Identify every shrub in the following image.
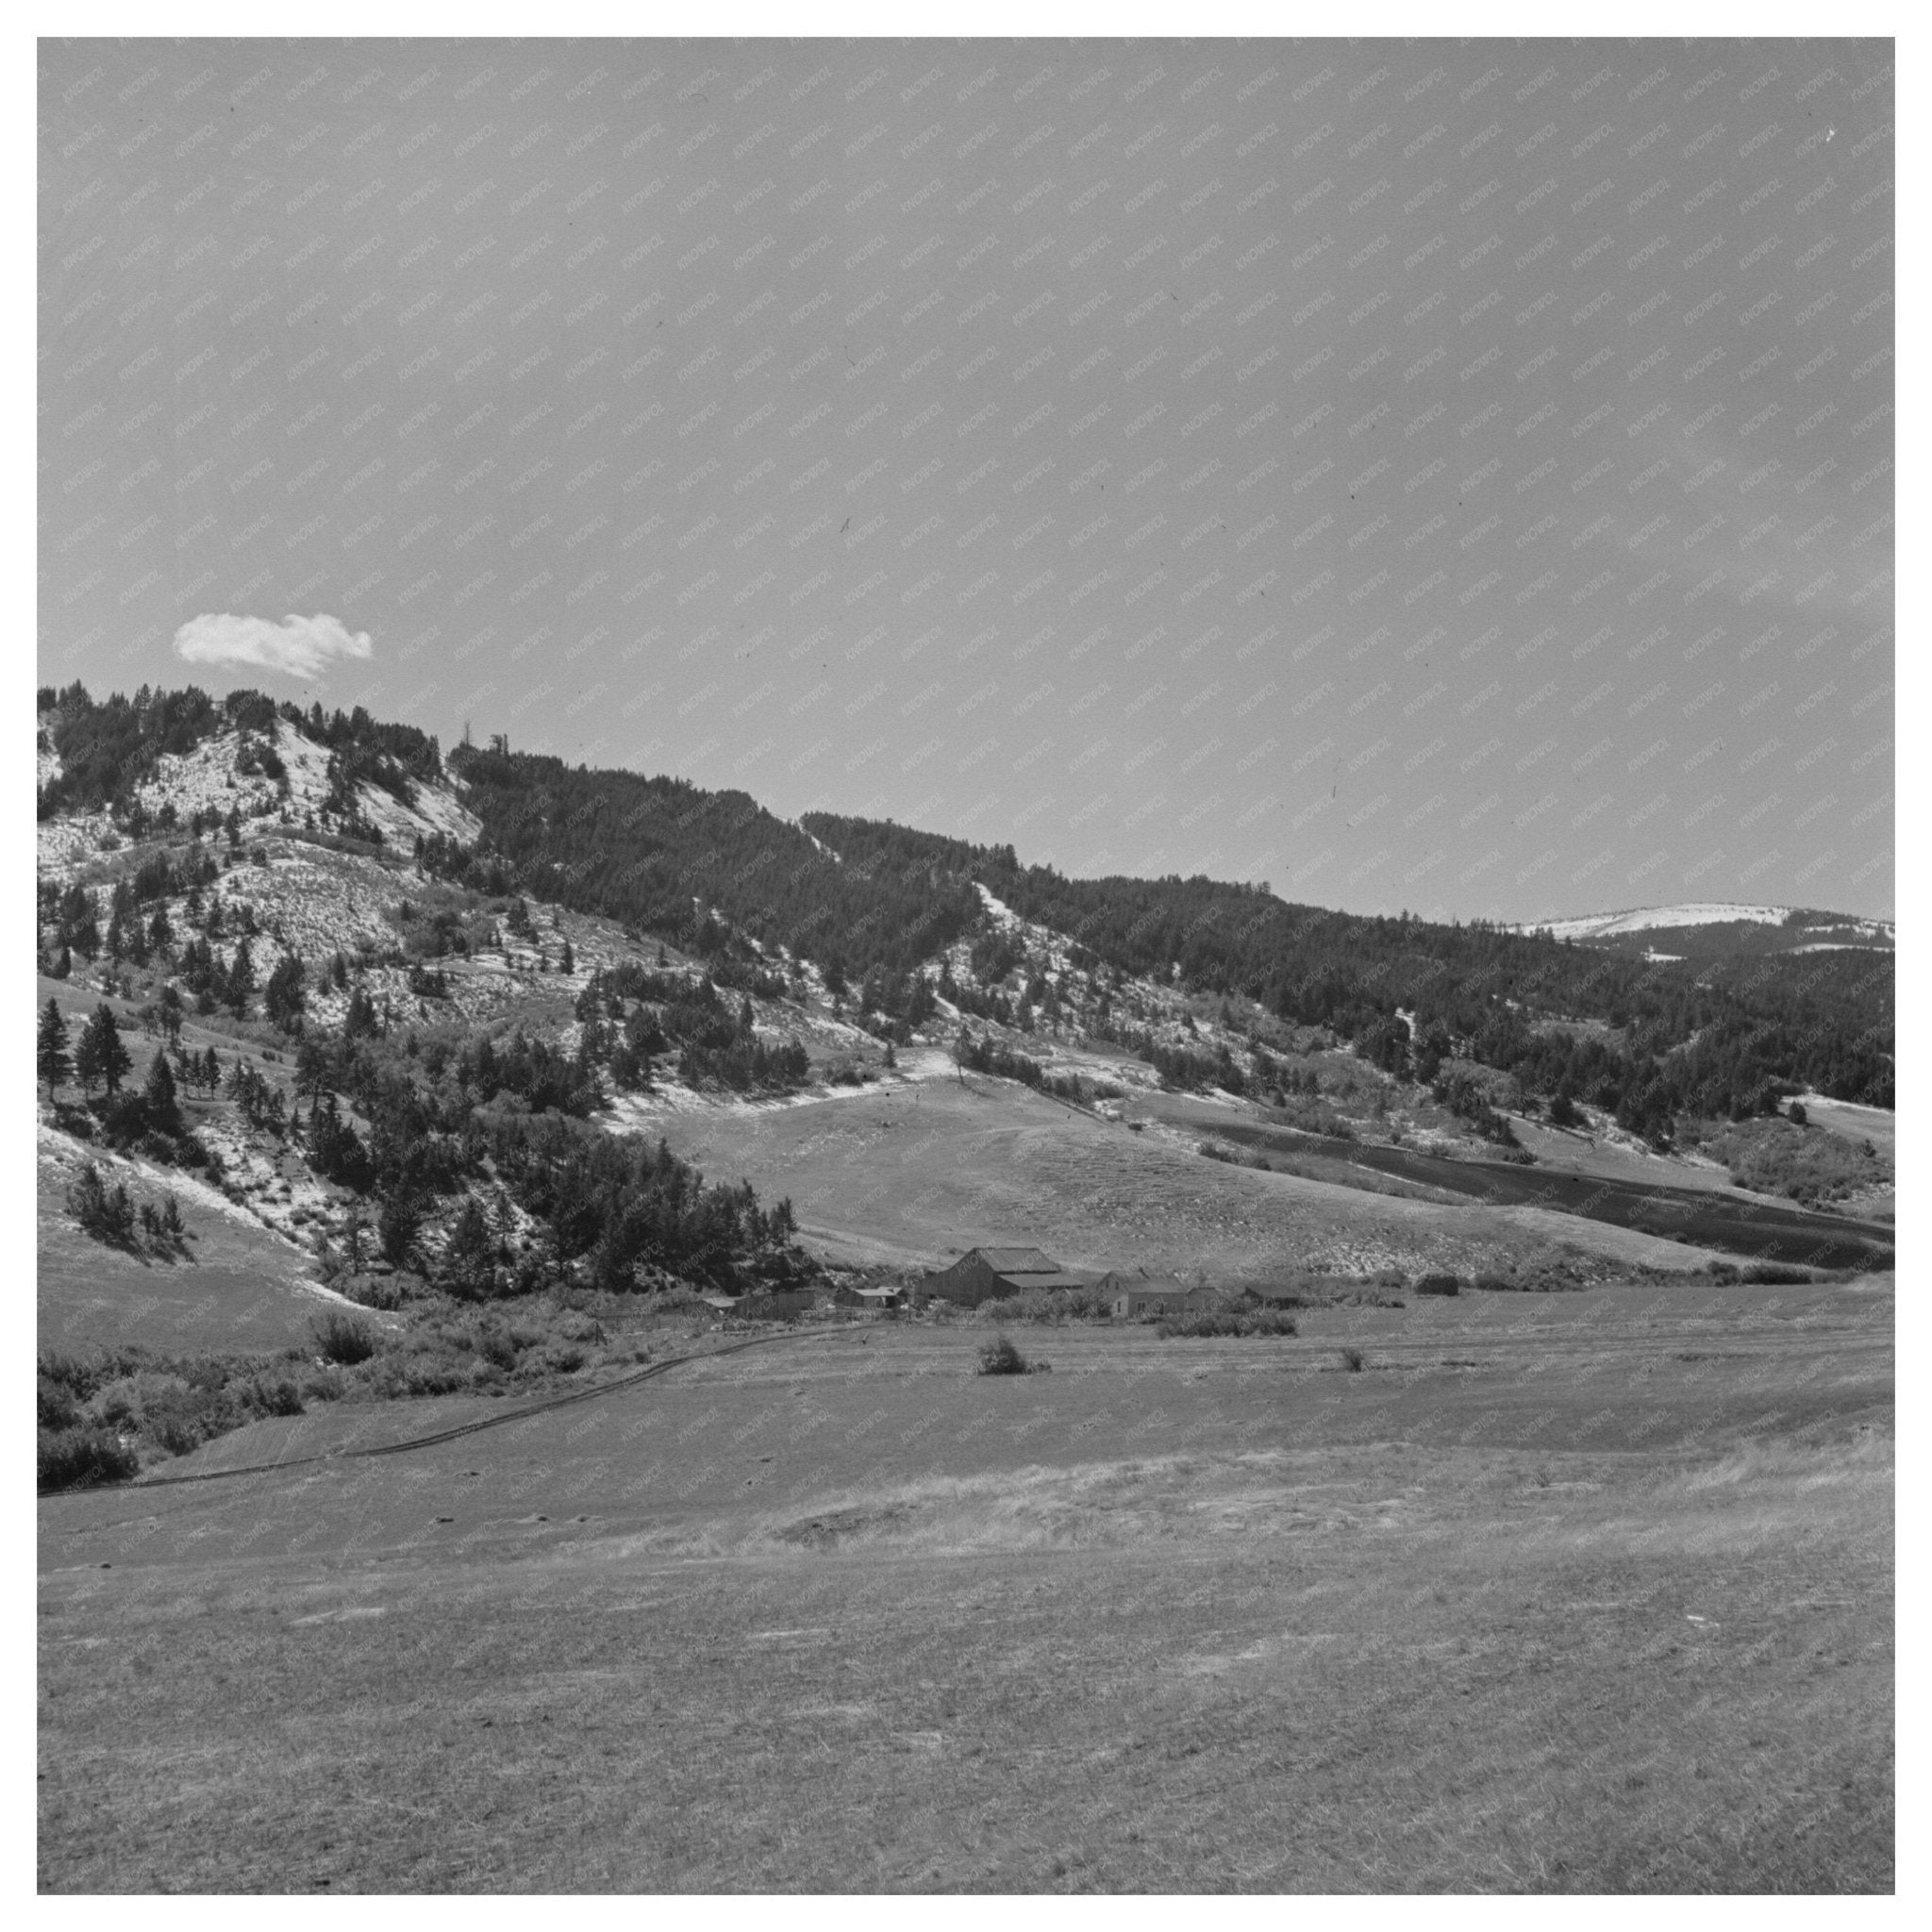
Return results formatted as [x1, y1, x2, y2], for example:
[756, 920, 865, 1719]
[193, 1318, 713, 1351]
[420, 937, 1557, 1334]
[1471, 1268, 1586, 1293]
[339, 1273, 406, 1311]
[93, 1091, 153, 1148]
[1156, 1309, 1299, 1339]
[242, 1374, 307, 1418]
[359, 1352, 475, 1400]
[1415, 1273, 1460, 1297]
[1696, 1115, 1884, 1208]
[468, 1321, 520, 1371]
[975, 1286, 1115, 1324]
[310, 1308, 379, 1365]
[37, 1378, 82, 1432]
[1340, 1347, 1366, 1373]
[977, 1333, 1031, 1376]
[1741, 1263, 1812, 1285]
[39, 1425, 139, 1492]
[66, 1160, 136, 1246]
[640, 1281, 708, 1313]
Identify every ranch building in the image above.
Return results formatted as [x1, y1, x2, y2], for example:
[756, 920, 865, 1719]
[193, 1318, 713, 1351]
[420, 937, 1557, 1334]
[1108, 1281, 1224, 1319]
[921, 1245, 1107, 1307]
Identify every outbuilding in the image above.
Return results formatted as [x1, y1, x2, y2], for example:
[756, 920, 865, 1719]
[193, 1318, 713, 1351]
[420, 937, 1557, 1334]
[739, 1290, 818, 1321]
[835, 1284, 907, 1312]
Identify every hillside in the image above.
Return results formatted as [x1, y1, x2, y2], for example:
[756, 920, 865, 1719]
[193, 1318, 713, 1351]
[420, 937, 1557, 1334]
[35, 678, 1892, 1409]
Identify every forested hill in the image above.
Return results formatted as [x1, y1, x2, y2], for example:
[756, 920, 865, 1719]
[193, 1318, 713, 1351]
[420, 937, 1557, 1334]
[441, 744, 1892, 1117]
[37, 684, 1892, 1122]
[800, 813, 1893, 1120]
[444, 743, 980, 978]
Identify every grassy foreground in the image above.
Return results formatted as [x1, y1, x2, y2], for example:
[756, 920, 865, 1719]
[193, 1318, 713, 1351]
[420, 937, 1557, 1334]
[39, 1279, 1891, 1892]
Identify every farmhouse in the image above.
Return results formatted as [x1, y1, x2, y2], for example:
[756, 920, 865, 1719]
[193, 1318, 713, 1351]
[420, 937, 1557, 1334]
[921, 1245, 1107, 1307]
[1108, 1280, 1224, 1319]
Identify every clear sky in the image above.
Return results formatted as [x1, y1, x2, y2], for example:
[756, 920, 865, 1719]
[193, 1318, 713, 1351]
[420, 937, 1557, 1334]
[40, 38, 1893, 921]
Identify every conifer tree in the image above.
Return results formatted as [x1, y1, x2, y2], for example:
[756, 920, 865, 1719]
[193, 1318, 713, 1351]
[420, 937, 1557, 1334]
[143, 1048, 178, 1124]
[75, 1003, 132, 1095]
[225, 937, 256, 1017]
[37, 999, 70, 1097]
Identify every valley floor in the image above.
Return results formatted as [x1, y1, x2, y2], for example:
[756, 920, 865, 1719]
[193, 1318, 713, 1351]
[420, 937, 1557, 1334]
[40, 1274, 1892, 1892]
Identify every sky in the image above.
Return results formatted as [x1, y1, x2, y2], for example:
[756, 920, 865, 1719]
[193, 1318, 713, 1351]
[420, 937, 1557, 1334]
[39, 37, 1894, 922]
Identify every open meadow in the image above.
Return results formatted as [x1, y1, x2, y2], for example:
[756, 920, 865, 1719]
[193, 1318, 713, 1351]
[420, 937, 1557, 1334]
[40, 1272, 1892, 1892]
[635, 1065, 1800, 1282]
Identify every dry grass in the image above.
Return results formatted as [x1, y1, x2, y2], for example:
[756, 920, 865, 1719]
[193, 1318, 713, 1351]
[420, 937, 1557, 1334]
[652, 1072, 1716, 1285]
[38, 1126, 341, 1355]
[39, 1279, 1891, 1892]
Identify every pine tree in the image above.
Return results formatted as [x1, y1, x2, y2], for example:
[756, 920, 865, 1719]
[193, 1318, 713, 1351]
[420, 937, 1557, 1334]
[264, 953, 306, 1031]
[225, 937, 256, 1017]
[143, 1049, 178, 1124]
[59, 883, 99, 959]
[441, 1195, 496, 1297]
[37, 999, 70, 1097]
[559, 935, 575, 974]
[75, 1004, 132, 1095]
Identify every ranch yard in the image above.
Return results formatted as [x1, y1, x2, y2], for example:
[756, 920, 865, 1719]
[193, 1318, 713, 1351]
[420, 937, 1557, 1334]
[39, 1274, 1892, 1892]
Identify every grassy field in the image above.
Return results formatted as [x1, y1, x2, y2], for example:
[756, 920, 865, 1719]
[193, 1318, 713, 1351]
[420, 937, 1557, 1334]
[38, 1125, 347, 1356]
[40, 1274, 1891, 1891]
[641, 1070, 1738, 1282]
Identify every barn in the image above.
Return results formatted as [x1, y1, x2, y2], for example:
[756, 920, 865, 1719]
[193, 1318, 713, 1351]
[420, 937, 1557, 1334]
[921, 1246, 1106, 1307]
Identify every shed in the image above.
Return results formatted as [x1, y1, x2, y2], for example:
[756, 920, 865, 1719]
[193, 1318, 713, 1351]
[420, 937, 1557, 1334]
[1239, 1283, 1314, 1308]
[835, 1284, 907, 1311]
[740, 1290, 817, 1321]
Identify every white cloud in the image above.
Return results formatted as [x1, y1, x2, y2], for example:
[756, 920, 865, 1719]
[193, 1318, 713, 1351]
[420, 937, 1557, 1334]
[172, 612, 374, 680]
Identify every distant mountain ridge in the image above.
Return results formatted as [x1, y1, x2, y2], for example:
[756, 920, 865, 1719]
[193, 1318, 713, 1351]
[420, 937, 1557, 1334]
[1507, 903, 1893, 963]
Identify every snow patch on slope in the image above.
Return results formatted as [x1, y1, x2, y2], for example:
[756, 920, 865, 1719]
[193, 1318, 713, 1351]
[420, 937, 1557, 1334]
[1515, 903, 1795, 940]
[1513, 902, 1895, 944]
